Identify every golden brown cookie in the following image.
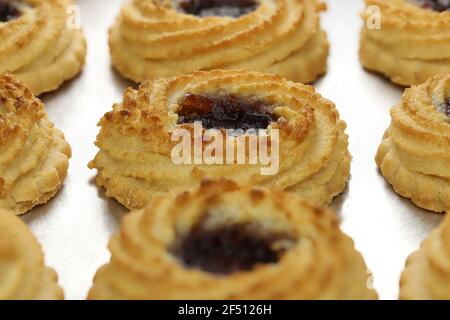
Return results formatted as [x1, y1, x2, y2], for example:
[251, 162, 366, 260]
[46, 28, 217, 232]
[109, 0, 329, 83]
[400, 212, 450, 299]
[360, 0, 450, 86]
[89, 70, 350, 210]
[88, 179, 377, 300]
[375, 72, 450, 212]
[0, 73, 71, 215]
[0, 208, 63, 300]
[0, 0, 87, 95]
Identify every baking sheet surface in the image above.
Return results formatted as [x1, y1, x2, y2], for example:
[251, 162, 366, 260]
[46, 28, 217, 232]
[22, 0, 444, 300]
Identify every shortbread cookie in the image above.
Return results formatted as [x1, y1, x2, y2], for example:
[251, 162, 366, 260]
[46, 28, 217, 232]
[360, 0, 450, 86]
[0, 0, 86, 95]
[375, 72, 450, 212]
[400, 213, 450, 299]
[89, 70, 350, 209]
[0, 73, 71, 215]
[0, 209, 63, 299]
[109, 0, 329, 83]
[88, 179, 377, 300]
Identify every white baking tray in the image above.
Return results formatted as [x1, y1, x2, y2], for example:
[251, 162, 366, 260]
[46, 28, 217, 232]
[21, 0, 445, 300]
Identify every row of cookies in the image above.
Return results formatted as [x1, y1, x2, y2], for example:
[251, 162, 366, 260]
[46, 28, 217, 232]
[1, 177, 449, 300]
[1, 67, 448, 215]
[1, 0, 449, 96]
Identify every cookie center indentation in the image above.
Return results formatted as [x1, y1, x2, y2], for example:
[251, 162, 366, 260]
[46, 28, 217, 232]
[412, 0, 450, 12]
[178, 0, 259, 18]
[170, 220, 294, 275]
[177, 93, 278, 131]
[0, 0, 21, 22]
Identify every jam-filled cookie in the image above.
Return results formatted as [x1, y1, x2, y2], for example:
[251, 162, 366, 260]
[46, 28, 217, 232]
[109, 0, 329, 83]
[375, 72, 450, 212]
[0, 209, 63, 300]
[400, 213, 450, 299]
[0, 73, 71, 215]
[0, 0, 86, 95]
[89, 70, 350, 209]
[360, 0, 450, 86]
[88, 179, 377, 300]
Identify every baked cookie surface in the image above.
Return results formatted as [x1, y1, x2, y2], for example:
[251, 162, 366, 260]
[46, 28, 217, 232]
[109, 0, 329, 83]
[89, 70, 350, 209]
[400, 213, 450, 299]
[0, 73, 71, 215]
[375, 72, 450, 212]
[360, 0, 450, 86]
[0, 0, 86, 95]
[0, 209, 63, 300]
[88, 179, 377, 300]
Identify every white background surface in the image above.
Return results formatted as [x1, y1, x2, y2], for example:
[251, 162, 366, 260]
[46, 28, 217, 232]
[22, 0, 444, 300]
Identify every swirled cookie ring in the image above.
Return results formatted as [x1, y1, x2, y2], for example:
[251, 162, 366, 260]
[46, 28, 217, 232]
[0, 73, 71, 215]
[360, 0, 450, 86]
[0, 209, 63, 300]
[0, 0, 87, 95]
[88, 179, 377, 300]
[400, 213, 450, 299]
[375, 72, 450, 212]
[88, 70, 350, 210]
[109, 0, 329, 84]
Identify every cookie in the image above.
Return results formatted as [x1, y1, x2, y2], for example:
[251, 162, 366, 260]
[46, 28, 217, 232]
[376, 72, 450, 212]
[89, 70, 350, 209]
[88, 179, 377, 300]
[0, 0, 86, 95]
[400, 213, 450, 299]
[0, 73, 71, 215]
[109, 0, 328, 83]
[0, 208, 63, 300]
[360, 0, 450, 86]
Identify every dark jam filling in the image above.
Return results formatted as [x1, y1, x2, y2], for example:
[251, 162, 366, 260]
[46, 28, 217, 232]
[178, 0, 259, 18]
[414, 0, 450, 12]
[177, 93, 278, 131]
[170, 221, 294, 275]
[0, 0, 21, 22]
